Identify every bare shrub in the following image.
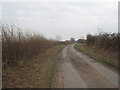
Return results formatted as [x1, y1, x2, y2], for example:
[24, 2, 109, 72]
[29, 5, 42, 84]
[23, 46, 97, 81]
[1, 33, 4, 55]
[86, 33, 120, 51]
[86, 34, 95, 45]
[1, 23, 56, 69]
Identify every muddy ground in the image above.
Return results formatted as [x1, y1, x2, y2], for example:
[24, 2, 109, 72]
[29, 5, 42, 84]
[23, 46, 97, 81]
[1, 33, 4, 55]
[52, 44, 118, 88]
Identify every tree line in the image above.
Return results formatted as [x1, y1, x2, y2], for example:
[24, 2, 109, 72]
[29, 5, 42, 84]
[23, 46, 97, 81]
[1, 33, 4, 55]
[86, 33, 120, 51]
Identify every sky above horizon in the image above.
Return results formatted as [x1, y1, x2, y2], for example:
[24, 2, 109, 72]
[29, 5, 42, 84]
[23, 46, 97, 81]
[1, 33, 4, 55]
[1, 0, 118, 40]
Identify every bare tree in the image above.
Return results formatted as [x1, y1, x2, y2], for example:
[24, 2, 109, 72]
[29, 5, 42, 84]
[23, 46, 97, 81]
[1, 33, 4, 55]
[55, 35, 61, 41]
[70, 37, 75, 42]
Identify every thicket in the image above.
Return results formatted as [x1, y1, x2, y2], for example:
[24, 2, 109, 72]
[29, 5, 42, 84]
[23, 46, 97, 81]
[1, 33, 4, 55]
[1, 23, 56, 69]
[86, 33, 120, 51]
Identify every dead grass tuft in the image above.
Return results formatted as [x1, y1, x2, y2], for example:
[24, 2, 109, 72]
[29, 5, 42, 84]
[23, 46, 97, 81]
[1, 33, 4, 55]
[3, 46, 64, 88]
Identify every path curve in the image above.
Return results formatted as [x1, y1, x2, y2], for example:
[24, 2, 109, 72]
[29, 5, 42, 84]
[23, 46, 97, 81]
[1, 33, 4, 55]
[53, 44, 118, 88]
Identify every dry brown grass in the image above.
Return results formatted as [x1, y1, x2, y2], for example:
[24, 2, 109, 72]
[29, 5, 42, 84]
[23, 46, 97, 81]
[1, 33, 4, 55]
[75, 43, 118, 69]
[82, 33, 119, 69]
[1, 22, 66, 88]
[2, 42, 65, 88]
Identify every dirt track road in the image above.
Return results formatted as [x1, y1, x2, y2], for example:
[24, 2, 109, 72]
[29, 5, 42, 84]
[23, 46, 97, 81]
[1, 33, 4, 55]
[53, 44, 118, 88]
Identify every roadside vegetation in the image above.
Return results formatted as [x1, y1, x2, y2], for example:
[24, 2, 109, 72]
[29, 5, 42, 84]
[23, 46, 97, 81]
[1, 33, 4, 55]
[1, 23, 65, 88]
[75, 33, 119, 69]
[2, 23, 56, 69]
[3, 45, 65, 88]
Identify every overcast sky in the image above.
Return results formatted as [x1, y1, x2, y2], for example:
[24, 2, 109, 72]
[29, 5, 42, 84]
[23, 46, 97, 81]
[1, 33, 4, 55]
[1, 0, 118, 40]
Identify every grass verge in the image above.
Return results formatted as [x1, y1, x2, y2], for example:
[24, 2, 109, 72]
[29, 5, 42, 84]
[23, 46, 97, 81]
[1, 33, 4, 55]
[74, 43, 118, 70]
[3, 45, 65, 88]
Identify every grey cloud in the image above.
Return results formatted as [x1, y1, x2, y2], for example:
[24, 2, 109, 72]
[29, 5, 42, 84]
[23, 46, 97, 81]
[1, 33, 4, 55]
[2, 1, 118, 40]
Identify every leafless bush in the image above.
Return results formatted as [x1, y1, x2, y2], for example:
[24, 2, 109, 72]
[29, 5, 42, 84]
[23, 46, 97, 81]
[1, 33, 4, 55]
[1, 23, 56, 69]
[86, 34, 95, 45]
[86, 33, 120, 51]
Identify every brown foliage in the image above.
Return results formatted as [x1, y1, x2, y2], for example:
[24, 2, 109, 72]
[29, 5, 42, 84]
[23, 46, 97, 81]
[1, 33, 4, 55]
[86, 33, 120, 51]
[1, 24, 56, 68]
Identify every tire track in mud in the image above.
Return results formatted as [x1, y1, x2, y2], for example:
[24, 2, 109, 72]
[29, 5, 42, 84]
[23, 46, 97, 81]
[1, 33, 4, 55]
[53, 44, 118, 88]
